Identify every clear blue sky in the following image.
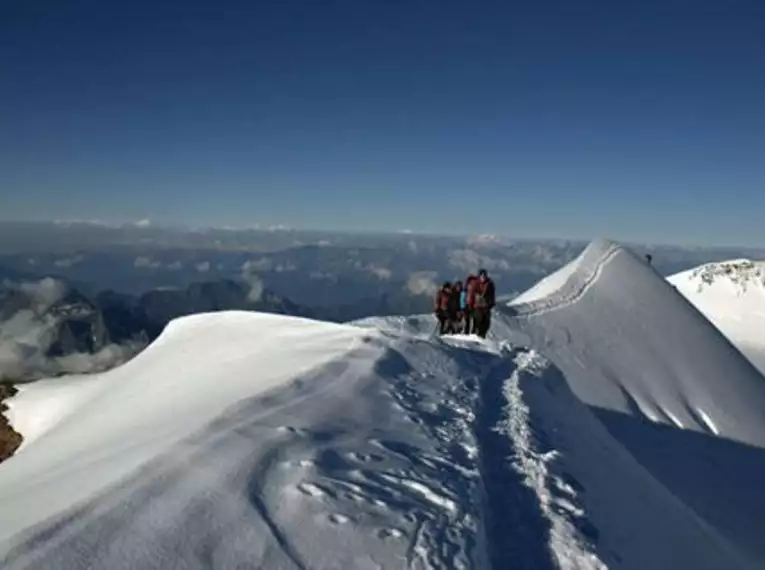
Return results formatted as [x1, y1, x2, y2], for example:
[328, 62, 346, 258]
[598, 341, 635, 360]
[2, 0, 764, 245]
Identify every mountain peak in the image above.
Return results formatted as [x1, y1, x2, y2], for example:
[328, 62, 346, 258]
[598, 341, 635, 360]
[679, 259, 765, 295]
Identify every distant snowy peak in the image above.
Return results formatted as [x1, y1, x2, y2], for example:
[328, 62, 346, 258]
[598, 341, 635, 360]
[669, 259, 765, 374]
[673, 259, 765, 295]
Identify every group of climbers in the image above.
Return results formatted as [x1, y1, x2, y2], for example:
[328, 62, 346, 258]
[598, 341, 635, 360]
[433, 269, 496, 338]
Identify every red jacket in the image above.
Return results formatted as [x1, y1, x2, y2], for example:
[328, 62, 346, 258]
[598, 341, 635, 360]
[434, 288, 451, 312]
[473, 278, 496, 310]
[466, 277, 479, 309]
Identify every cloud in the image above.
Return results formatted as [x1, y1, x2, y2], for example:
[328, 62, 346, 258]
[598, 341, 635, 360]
[275, 263, 297, 273]
[466, 234, 509, 247]
[133, 218, 151, 228]
[167, 261, 183, 271]
[405, 271, 438, 296]
[241, 258, 273, 272]
[408, 240, 418, 253]
[0, 310, 58, 354]
[0, 336, 144, 381]
[0, 281, 144, 381]
[309, 270, 336, 281]
[134, 256, 161, 269]
[244, 275, 264, 302]
[241, 262, 265, 303]
[53, 255, 85, 268]
[368, 265, 392, 280]
[448, 249, 510, 272]
[53, 342, 144, 375]
[195, 261, 211, 273]
[18, 278, 68, 311]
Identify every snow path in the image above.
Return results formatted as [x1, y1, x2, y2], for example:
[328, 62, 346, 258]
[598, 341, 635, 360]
[494, 349, 608, 570]
[502, 240, 765, 567]
[4, 238, 765, 568]
[0, 321, 514, 569]
[0, 314, 613, 570]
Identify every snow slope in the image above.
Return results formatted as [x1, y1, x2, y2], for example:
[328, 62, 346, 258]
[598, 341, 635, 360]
[669, 259, 765, 373]
[2, 239, 765, 569]
[0, 312, 502, 569]
[508, 239, 765, 566]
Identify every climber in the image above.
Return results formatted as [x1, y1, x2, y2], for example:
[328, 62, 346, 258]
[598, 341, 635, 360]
[472, 269, 496, 338]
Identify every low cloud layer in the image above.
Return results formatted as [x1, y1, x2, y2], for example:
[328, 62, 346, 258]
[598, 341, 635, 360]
[53, 255, 85, 268]
[448, 249, 510, 273]
[134, 256, 162, 269]
[368, 265, 392, 280]
[17, 278, 68, 311]
[240, 262, 265, 303]
[242, 258, 273, 273]
[405, 271, 438, 296]
[0, 279, 144, 381]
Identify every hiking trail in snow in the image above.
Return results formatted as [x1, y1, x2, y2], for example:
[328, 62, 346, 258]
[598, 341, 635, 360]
[3, 239, 765, 569]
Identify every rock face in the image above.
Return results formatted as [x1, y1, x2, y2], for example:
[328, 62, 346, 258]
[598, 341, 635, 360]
[44, 288, 111, 357]
[0, 384, 22, 464]
[0, 278, 312, 382]
[686, 259, 765, 293]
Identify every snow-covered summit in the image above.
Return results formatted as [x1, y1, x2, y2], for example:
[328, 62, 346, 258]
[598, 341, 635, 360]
[2, 239, 765, 569]
[674, 258, 765, 294]
[669, 258, 765, 373]
[510, 239, 765, 442]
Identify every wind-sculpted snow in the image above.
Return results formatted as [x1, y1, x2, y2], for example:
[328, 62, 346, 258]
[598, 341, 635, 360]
[507, 239, 765, 566]
[0, 313, 504, 569]
[0, 313, 367, 545]
[3, 237, 765, 569]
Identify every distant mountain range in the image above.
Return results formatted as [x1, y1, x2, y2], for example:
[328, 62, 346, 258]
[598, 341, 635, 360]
[0, 277, 314, 382]
[0, 271, 440, 381]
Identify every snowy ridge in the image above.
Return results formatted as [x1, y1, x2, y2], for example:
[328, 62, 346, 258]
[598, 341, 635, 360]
[2, 239, 765, 568]
[503, 239, 765, 566]
[1, 312, 368, 545]
[509, 239, 622, 317]
[508, 240, 765, 446]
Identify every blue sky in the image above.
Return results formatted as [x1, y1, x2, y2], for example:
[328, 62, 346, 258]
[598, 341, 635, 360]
[1, 0, 764, 246]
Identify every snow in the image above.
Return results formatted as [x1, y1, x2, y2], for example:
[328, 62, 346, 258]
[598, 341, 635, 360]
[510, 245, 587, 306]
[0, 312, 367, 547]
[4, 374, 104, 450]
[669, 259, 765, 373]
[496, 349, 608, 570]
[505, 239, 765, 567]
[2, 239, 765, 569]
[1, 312, 494, 569]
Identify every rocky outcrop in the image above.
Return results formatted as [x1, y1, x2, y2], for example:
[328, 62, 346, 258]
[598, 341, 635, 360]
[0, 383, 22, 464]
